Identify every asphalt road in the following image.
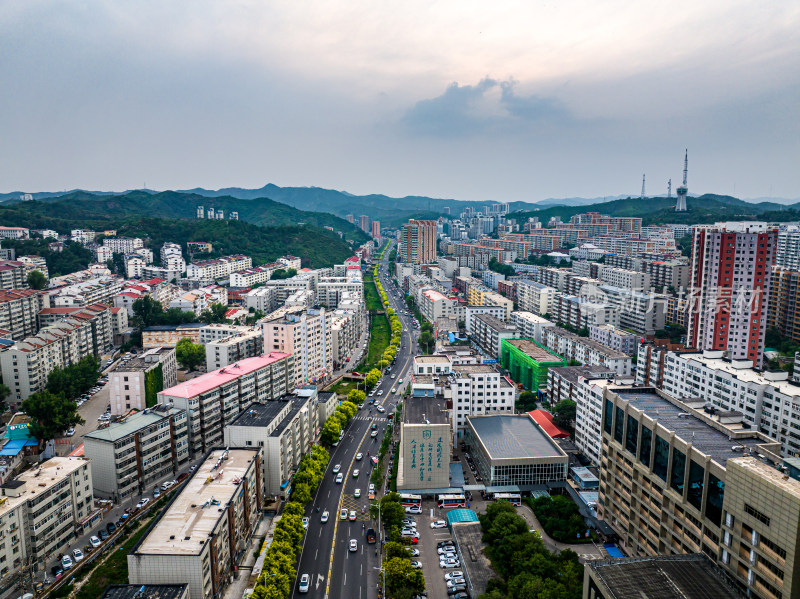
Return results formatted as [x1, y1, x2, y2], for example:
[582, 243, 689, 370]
[292, 242, 422, 599]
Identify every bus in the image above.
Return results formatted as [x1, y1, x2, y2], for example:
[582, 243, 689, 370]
[493, 493, 522, 507]
[399, 493, 422, 508]
[436, 494, 467, 509]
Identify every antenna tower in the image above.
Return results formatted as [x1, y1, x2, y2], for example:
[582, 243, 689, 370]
[668, 179, 672, 198]
[675, 149, 688, 211]
[641, 174, 646, 199]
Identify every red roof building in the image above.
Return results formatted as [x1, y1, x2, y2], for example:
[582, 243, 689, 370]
[527, 409, 570, 439]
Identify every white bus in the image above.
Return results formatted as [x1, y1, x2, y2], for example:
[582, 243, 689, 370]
[436, 494, 467, 509]
[493, 493, 522, 507]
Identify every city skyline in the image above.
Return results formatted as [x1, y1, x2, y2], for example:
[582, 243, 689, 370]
[1, 1, 798, 202]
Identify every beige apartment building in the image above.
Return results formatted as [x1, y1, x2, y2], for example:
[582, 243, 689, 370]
[0, 289, 49, 341]
[109, 347, 178, 414]
[204, 329, 263, 371]
[599, 387, 800, 599]
[128, 448, 262, 599]
[84, 405, 189, 500]
[397, 397, 451, 491]
[262, 309, 332, 386]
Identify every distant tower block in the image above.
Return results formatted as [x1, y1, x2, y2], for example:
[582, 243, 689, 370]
[197, 205, 205, 219]
[641, 174, 646, 199]
[675, 149, 688, 211]
[668, 179, 672, 198]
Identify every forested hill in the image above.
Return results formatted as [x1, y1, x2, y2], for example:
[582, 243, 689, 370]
[0, 199, 361, 268]
[509, 194, 800, 227]
[8, 190, 370, 246]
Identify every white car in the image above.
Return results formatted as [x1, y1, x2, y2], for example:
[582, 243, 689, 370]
[349, 510, 357, 521]
[401, 528, 417, 537]
[301, 517, 309, 530]
[440, 552, 457, 561]
[349, 539, 358, 552]
[161, 480, 175, 491]
[444, 571, 464, 581]
[430, 519, 447, 529]
[447, 577, 466, 587]
[354, 488, 361, 498]
[72, 548, 84, 562]
[321, 510, 329, 523]
[353, 469, 359, 478]
[340, 509, 349, 520]
[407, 548, 420, 557]
[335, 473, 344, 484]
[298, 573, 310, 593]
[440, 559, 460, 569]
[377, 390, 384, 396]
[61, 555, 73, 570]
[438, 546, 456, 555]
[405, 505, 422, 514]
[356, 453, 363, 461]
[333, 464, 341, 473]
[411, 560, 423, 569]
[136, 498, 150, 510]
[377, 406, 385, 413]
[89, 535, 102, 548]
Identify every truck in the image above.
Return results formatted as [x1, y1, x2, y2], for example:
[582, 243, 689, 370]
[366, 528, 377, 544]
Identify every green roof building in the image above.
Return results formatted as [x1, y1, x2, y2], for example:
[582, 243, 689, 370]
[500, 338, 566, 390]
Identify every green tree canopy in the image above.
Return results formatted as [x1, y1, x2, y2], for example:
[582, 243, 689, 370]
[26, 269, 48, 290]
[384, 557, 425, 596]
[347, 389, 366, 405]
[22, 390, 85, 442]
[552, 400, 577, 430]
[176, 337, 205, 371]
[516, 390, 537, 413]
[200, 302, 229, 324]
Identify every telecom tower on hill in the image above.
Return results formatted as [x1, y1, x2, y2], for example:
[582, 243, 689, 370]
[675, 150, 688, 211]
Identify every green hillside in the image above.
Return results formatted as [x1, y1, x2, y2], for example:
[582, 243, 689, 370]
[0, 200, 360, 269]
[509, 194, 800, 227]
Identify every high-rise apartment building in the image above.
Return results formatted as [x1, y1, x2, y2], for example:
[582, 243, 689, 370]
[687, 222, 777, 368]
[371, 220, 381, 238]
[399, 220, 437, 264]
[262, 309, 332, 386]
[767, 266, 800, 343]
[359, 215, 370, 233]
[776, 225, 800, 270]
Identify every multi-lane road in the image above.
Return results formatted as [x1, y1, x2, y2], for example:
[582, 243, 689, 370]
[291, 241, 421, 599]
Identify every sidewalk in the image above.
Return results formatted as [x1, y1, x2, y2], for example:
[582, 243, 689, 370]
[517, 503, 603, 561]
[222, 515, 273, 599]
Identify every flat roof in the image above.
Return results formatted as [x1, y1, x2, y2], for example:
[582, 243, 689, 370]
[134, 448, 259, 555]
[616, 390, 764, 465]
[549, 365, 616, 385]
[85, 407, 180, 442]
[451, 522, 495, 596]
[403, 397, 449, 425]
[676, 353, 800, 398]
[504, 338, 564, 363]
[468, 415, 565, 460]
[159, 352, 290, 399]
[101, 585, 189, 599]
[271, 397, 312, 437]
[587, 553, 745, 598]
[414, 355, 450, 363]
[227, 400, 290, 428]
[549, 327, 629, 359]
[474, 314, 514, 331]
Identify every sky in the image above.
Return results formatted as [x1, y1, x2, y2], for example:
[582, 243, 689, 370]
[1, 1, 799, 203]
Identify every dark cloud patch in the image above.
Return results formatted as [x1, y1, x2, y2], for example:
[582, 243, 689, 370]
[402, 77, 568, 137]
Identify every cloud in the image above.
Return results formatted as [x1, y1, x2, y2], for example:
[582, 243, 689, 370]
[401, 78, 568, 136]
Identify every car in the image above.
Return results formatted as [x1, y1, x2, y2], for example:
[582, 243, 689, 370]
[61, 555, 73, 570]
[398, 379, 403, 384]
[153, 488, 161, 498]
[371, 430, 378, 438]
[402, 517, 416, 525]
[333, 464, 341, 473]
[106, 522, 117, 534]
[189, 465, 197, 472]
[353, 469, 359, 478]
[440, 559, 460, 569]
[89, 535, 102, 548]
[335, 473, 344, 484]
[406, 547, 420, 556]
[377, 390, 384, 396]
[447, 578, 466, 587]
[136, 497, 150, 509]
[340, 509, 349, 520]
[72, 548, 84, 562]
[447, 586, 467, 596]
[301, 517, 309, 530]
[321, 510, 329, 523]
[349, 510, 357, 521]
[161, 480, 175, 491]
[405, 505, 422, 514]
[440, 552, 458, 561]
[391, 388, 397, 394]
[411, 560, 423, 569]
[355, 453, 363, 461]
[98, 530, 109, 541]
[452, 593, 470, 599]
[354, 488, 361, 498]
[431, 519, 447, 528]
[97, 414, 110, 421]
[66, 428, 75, 437]
[120, 512, 130, 521]
[401, 528, 417, 537]
[391, 374, 396, 379]
[298, 573, 310, 593]
[377, 406, 385, 413]
[53, 568, 64, 580]
[444, 571, 464, 581]
[438, 546, 456, 555]
[349, 539, 358, 552]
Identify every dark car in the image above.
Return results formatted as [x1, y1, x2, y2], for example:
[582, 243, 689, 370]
[106, 522, 116, 534]
[453, 594, 470, 599]
[98, 530, 109, 541]
[447, 586, 467, 596]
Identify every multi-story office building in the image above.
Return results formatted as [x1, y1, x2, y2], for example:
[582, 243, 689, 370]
[775, 225, 800, 270]
[359, 215, 370, 233]
[158, 353, 294, 454]
[470, 314, 517, 359]
[0, 227, 29, 240]
[589, 323, 638, 355]
[128, 448, 262, 599]
[109, 347, 178, 414]
[637, 348, 800, 457]
[516, 280, 557, 315]
[510, 311, 554, 344]
[262, 309, 332, 386]
[399, 220, 437, 264]
[204, 329, 264, 371]
[0, 457, 93, 577]
[688, 222, 777, 368]
[541, 326, 633, 376]
[186, 255, 252, 280]
[397, 397, 451, 490]
[598, 387, 800, 599]
[418, 289, 463, 323]
[766, 266, 800, 343]
[444, 364, 516, 433]
[84, 405, 189, 499]
[0, 289, 48, 341]
[224, 388, 324, 497]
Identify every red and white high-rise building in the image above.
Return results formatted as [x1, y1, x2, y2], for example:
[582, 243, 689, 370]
[399, 219, 437, 264]
[371, 220, 381, 239]
[687, 222, 777, 367]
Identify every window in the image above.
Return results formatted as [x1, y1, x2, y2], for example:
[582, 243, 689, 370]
[744, 503, 770, 526]
[653, 435, 669, 482]
[639, 426, 652, 467]
[603, 399, 613, 434]
[687, 460, 704, 511]
[614, 407, 624, 444]
[670, 448, 686, 495]
[705, 473, 724, 526]
[625, 415, 638, 455]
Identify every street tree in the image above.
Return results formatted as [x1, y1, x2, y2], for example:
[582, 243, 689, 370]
[22, 390, 85, 442]
[384, 557, 425, 596]
[200, 302, 229, 324]
[176, 337, 205, 371]
[552, 399, 577, 430]
[516, 390, 537, 412]
[347, 389, 366, 405]
[131, 295, 164, 329]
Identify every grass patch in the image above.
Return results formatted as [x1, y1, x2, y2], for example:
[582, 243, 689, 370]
[329, 380, 362, 395]
[363, 273, 383, 312]
[365, 313, 390, 370]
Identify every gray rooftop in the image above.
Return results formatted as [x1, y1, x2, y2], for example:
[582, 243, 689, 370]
[468, 415, 564, 460]
[272, 397, 312, 437]
[616, 390, 764, 464]
[227, 399, 292, 429]
[84, 406, 179, 442]
[451, 522, 494, 596]
[588, 553, 745, 599]
[549, 365, 616, 385]
[101, 585, 189, 599]
[550, 327, 629, 359]
[317, 391, 336, 403]
[403, 397, 449, 425]
[474, 313, 515, 331]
